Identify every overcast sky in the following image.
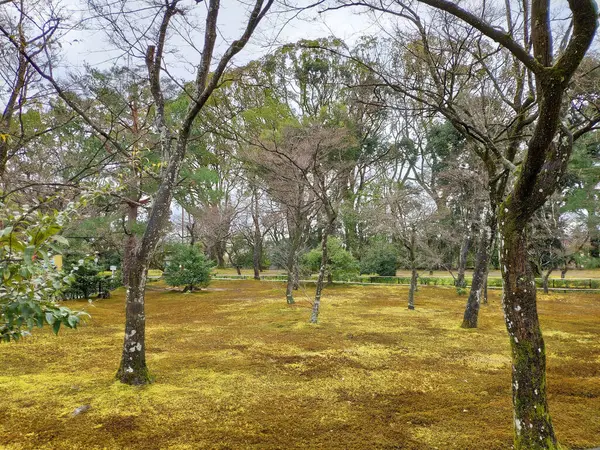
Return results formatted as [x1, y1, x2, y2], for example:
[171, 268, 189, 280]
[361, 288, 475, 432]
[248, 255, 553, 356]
[58, 0, 387, 82]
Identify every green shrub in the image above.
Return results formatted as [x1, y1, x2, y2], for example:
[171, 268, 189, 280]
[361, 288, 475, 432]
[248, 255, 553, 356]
[302, 237, 359, 281]
[163, 244, 214, 292]
[62, 259, 103, 299]
[360, 241, 398, 276]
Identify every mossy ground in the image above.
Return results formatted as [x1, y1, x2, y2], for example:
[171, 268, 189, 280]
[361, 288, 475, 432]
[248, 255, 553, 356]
[0, 281, 598, 449]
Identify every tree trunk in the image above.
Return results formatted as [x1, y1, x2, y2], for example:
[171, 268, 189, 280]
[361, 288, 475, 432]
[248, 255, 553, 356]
[293, 263, 300, 290]
[500, 224, 557, 449]
[343, 212, 360, 258]
[456, 230, 472, 288]
[310, 224, 332, 324]
[285, 269, 295, 304]
[253, 252, 260, 280]
[187, 220, 196, 246]
[252, 187, 261, 280]
[408, 267, 417, 310]
[122, 202, 138, 286]
[285, 237, 297, 304]
[116, 262, 150, 385]
[482, 271, 489, 305]
[235, 266, 241, 276]
[0, 140, 8, 180]
[285, 221, 302, 304]
[542, 269, 553, 294]
[407, 233, 417, 310]
[216, 244, 225, 268]
[462, 209, 496, 328]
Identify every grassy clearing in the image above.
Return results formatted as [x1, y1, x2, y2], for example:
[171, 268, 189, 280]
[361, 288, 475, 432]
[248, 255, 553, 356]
[0, 281, 598, 449]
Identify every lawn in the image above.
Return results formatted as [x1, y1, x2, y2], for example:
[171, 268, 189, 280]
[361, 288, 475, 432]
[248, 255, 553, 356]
[0, 281, 598, 449]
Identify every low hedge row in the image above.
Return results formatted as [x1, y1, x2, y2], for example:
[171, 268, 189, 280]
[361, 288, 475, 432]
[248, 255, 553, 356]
[212, 273, 599, 290]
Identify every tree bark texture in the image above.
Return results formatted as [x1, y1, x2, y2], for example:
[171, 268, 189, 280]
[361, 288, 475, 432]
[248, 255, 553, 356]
[408, 267, 417, 310]
[285, 238, 298, 305]
[252, 187, 261, 280]
[122, 202, 138, 286]
[293, 263, 300, 290]
[462, 208, 496, 328]
[286, 269, 295, 304]
[285, 220, 303, 304]
[482, 271, 489, 305]
[310, 222, 333, 323]
[542, 269, 553, 294]
[500, 223, 557, 449]
[116, 262, 150, 385]
[456, 228, 473, 288]
[407, 233, 417, 310]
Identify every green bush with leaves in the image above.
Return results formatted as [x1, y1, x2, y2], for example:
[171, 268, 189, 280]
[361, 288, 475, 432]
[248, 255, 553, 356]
[228, 234, 269, 272]
[359, 240, 398, 276]
[0, 202, 89, 342]
[302, 237, 359, 281]
[63, 258, 103, 299]
[163, 244, 214, 292]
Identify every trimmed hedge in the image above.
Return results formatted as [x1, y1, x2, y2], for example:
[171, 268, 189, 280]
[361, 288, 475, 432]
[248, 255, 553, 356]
[212, 273, 600, 290]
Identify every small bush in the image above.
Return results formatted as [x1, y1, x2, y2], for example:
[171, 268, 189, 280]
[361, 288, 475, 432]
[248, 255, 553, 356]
[163, 244, 214, 292]
[302, 237, 359, 281]
[62, 259, 103, 299]
[360, 241, 398, 276]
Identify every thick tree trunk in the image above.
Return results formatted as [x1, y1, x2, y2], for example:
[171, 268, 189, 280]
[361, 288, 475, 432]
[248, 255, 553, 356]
[310, 224, 332, 324]
[209, 244, 225, 268]
[252, 250, 260, 280]
[462, 209, 496, 328]
[216, 244, 225, 268]
[235, 266, 241, 276]
[116, 262, 150, 385]
[500, 225, 557, 449]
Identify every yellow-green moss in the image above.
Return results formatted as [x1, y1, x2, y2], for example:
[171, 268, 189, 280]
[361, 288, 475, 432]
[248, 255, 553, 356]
[0, 281, 598, 449]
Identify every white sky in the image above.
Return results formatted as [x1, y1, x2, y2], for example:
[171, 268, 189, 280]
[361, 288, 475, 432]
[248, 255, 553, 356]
[57, 0, 385, 82]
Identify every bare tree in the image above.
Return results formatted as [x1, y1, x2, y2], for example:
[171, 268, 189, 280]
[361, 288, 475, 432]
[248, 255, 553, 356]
[249, 124, 355, 320]
[247, 147, 317, 303]
[376, 184, 436, 308]
[530, 195, 589, 293]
